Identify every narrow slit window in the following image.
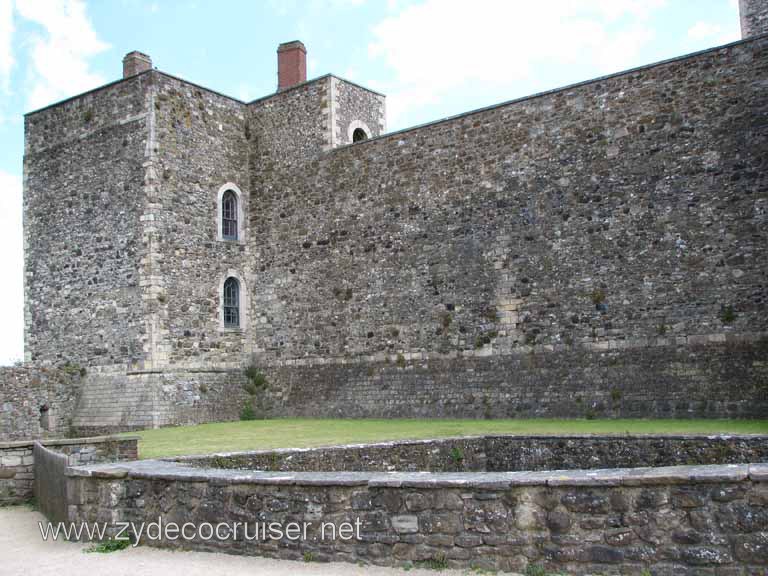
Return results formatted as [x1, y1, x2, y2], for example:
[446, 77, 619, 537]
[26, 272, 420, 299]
[222, 190, 238, 240]
[223, 277, 240, 328]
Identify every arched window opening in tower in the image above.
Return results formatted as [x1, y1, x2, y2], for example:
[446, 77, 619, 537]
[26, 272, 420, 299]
[223, 277, 240, 328]
[222, 190, 238, 240]
[352, 127, 368, 143]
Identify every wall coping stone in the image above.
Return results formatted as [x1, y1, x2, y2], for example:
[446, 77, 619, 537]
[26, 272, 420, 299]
[66, 459, 765, 489]
[0, 435, 139, 450]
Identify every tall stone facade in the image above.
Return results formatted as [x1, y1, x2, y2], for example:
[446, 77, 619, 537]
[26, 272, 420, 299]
[740, 0, 768, 37]
[21, 8, 768, 431]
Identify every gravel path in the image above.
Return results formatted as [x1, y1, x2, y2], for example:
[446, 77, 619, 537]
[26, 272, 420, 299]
[0, 506, 473, 576]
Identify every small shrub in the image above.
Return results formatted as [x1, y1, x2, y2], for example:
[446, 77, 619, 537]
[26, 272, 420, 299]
[585, 407, 596, 420]
[240, 403, 256, 421]
[83, 109, 93, 124]
[721, 305, 736, 324]
[450, 446, 464, 465]
[610, 388, 622, 403]
[396, 353, 406, 368]
[303, 551, 315, 563]
[244, 365, 267, 391]
[199, 383, 208, 394]
[657, 323, 667, 336]
[440, 312, 452, 329]
[85, 539, 131, 553]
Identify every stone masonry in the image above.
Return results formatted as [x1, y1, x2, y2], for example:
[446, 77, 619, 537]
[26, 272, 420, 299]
[67, 457, 768, 574]
[0, 435, 137, 505]
[19, 6, 768, 431]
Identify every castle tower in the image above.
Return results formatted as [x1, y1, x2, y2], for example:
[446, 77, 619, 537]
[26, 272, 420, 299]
[739, 0, 768, 38]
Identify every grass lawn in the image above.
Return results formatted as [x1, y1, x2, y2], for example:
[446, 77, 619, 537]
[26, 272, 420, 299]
[125, 418, 768, 460]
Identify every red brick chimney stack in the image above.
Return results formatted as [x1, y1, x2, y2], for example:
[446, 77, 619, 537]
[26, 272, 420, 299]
[277, 41, 307, 91]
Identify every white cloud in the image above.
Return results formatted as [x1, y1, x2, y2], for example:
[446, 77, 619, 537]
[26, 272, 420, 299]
[687, 19, 740, 46]
[369, 0, 666, 128]
[0, 170, 23, 365]
[15, 0, 109, 111]
[0, 0, 13, 93]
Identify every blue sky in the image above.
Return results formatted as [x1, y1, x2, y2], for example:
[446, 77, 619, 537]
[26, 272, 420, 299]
[0, 0, 742, 365]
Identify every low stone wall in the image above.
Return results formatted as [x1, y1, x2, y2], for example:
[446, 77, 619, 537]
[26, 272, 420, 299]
[67, 459, 768, 574]
[175, 434, 768, 473]
[0, 435, 138, 505]
[0, 366, 83, 440]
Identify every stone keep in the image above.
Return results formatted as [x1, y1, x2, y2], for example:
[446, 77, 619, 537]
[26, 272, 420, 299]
[21, 10, 768, 433]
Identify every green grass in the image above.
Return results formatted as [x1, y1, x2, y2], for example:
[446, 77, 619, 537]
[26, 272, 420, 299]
[123, 418, 768, 460]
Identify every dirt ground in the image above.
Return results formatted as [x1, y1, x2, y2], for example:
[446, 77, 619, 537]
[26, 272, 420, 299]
[0, 506, 474, 576]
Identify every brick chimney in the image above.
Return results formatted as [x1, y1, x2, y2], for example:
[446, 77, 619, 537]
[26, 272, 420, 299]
[122, 51, 152, 79]
[277, 41, 307, 91]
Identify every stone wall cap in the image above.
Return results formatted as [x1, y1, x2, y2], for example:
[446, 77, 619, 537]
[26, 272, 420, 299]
[0, 434, 138, 450]
[69, 459, 762, 489]
[748, 463, 768, 481]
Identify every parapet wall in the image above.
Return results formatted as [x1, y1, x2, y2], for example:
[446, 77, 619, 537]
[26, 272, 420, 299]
[67, 457, 768, 574]
[0, 435, 137, 505]
[0, 366, 83, 441]
[174, 434, 768, 473]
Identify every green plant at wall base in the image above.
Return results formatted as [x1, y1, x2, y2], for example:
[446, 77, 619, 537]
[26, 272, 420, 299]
[85, 539, 131, 553]
[610, 389, 622, 403]
[396, 353, 406, 368]
[523, 565, 547, 576]
[303, 551, 315, 562]
[721, 305, 736, 324]
[416, 553, 449, 571]
[240, 403, 256, 421]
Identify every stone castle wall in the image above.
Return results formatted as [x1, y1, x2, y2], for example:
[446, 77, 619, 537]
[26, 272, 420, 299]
[71, 366, 250, 435]
[23, 74, 150, 367]
[740, 0, 768, 37]
[248, 36, 768, 419]
[21, 34, 768, 430]
[0, 366, 82, 440]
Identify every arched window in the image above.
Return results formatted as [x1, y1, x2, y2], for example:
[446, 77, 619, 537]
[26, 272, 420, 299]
[223, 277, 240, 328]
[222, 190, 238, 240]
[352, 127, 368, 143]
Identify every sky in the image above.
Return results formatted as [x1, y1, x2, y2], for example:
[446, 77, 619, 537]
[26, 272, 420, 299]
[0, 0, 743, 365]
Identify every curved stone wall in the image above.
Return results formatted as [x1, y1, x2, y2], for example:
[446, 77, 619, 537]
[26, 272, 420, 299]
[67, 458, 768, 574]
